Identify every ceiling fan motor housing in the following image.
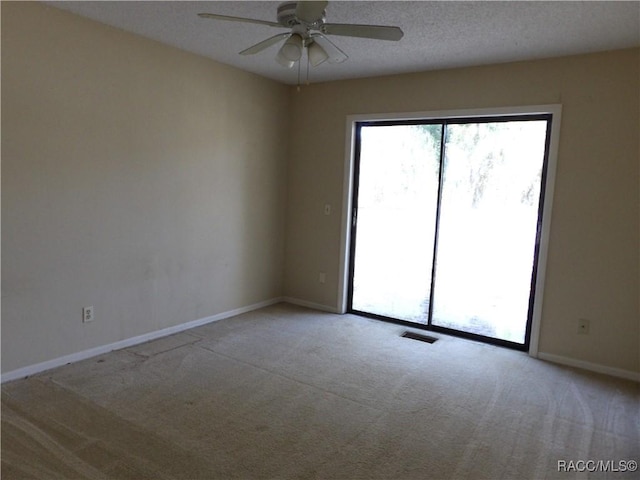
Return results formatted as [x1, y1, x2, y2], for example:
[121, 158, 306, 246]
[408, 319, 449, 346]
[278, 2, 325, 28]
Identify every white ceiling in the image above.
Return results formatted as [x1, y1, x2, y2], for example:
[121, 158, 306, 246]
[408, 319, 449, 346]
[48, 1, 640, 85]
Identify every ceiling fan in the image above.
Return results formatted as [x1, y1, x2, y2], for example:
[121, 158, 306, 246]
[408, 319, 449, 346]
[198, 1, 404, 68]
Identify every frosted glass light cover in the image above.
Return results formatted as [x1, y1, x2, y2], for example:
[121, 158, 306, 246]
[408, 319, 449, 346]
[279, 34, 302, 61]
[308, 41, 329, 66]
[276, 50, 295, 68]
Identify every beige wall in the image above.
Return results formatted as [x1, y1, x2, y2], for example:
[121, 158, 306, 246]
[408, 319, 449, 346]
[284, 49, 640, 374]
[3, 2, 638, 377]
[2, 3, 290, 372]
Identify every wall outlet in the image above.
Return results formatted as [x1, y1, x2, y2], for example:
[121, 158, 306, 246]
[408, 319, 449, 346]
[83, 306, 94, 323]
[577, 318, 589, 334]
[318, 272, 326, 284]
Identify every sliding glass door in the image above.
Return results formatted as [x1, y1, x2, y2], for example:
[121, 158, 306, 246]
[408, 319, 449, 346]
[350, 124, 442, 323]
[348, 115, 551, 348]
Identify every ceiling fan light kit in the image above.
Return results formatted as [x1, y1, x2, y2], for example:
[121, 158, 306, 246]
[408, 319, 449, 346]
[276, 51, 296, 69]
[198, 0, 404, 77]
[280, 33, 304, 62]
[308, 41, 329, 67]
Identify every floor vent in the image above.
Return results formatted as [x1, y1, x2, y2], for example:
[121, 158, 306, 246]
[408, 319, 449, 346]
[401, 331, 438, 344]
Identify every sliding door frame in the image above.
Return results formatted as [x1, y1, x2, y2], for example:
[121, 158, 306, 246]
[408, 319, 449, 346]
[337, 105, 562, 357]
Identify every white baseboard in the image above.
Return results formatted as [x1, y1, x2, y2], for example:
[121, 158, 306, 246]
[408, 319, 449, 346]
[15, 299, 633, 385]
[1, 297, 284, 384]
[537, 352, 640, 382]
[282, 297, 339, 313]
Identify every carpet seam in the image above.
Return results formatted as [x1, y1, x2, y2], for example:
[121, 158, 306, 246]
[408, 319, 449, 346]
[195, 343, 387, 414]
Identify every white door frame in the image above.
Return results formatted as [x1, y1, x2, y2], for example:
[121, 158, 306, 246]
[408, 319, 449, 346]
[336, 104, 562, 357]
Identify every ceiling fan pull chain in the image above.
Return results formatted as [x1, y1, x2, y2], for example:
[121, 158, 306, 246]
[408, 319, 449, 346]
[306, 51, 311, 85]
[296, 59, 301, 92]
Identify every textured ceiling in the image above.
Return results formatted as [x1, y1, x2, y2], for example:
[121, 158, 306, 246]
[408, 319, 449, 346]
[48, 1, 640, 85]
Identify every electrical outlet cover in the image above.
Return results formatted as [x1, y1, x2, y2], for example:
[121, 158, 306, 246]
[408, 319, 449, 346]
[83, 306, 94, 323]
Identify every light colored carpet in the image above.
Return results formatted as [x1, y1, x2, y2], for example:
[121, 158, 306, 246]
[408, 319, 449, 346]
[2, 303, 638, 479]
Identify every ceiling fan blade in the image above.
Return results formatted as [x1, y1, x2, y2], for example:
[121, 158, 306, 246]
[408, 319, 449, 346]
[198, 13, 281, 28]
[309, 34, 348, 64]
[240, 33, 291, 55]
[323, 23, 404, 41]
[295, 1, 328, 23]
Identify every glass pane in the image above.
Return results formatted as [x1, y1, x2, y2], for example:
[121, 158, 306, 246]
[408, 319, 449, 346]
[351, 124, 441, 323]
[431, 120, 548, 343]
